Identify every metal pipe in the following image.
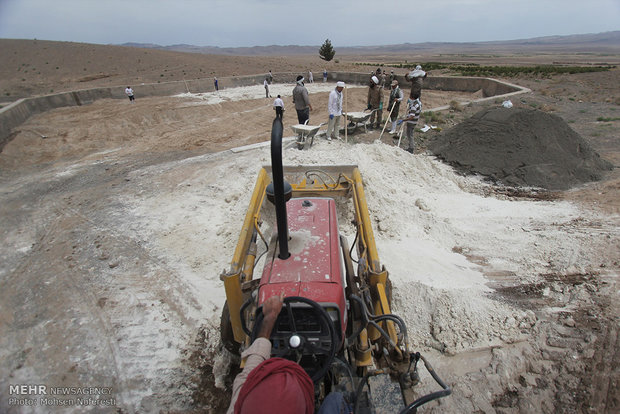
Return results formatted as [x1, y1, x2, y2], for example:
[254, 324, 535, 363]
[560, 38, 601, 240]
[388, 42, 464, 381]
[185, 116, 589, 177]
[270, 117, 290, 259]
[398, 354, 452, 413]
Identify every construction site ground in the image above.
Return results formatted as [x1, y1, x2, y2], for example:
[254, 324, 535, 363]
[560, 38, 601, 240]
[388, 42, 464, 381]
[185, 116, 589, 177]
[0, 58, 619, 413]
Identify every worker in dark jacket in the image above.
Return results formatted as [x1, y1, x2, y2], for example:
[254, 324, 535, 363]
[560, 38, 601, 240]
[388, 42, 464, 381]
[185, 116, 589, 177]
[405, 65, 427, 98]
[367, 76, 384, 129]
[292, 75, 313, 124]
[388, 80, 404, 134]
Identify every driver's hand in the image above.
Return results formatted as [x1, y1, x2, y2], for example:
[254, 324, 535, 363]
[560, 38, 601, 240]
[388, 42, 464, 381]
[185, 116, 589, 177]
[263, 293, 284, 320]
[258, 293, 284, 339]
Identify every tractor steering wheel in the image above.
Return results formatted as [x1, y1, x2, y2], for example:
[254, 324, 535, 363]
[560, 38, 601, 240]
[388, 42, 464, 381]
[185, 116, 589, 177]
[251, 296, 338, 383]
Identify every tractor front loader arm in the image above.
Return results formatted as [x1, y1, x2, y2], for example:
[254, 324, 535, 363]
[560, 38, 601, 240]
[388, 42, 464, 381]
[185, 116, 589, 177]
[221, 167, 270, 343]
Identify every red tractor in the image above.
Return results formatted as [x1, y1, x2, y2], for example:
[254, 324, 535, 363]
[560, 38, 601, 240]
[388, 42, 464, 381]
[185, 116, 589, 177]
[221, 118, 450, 412]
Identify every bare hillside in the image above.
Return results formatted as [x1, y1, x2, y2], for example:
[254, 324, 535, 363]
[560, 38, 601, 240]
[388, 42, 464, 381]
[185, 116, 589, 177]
[3, 34, 620, 101]
[125, 31, 620, 56]
[0, 39, 353, 100]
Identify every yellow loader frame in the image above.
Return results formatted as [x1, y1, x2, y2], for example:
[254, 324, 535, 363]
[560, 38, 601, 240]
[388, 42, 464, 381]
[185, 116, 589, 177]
[220, 165, 402, 368]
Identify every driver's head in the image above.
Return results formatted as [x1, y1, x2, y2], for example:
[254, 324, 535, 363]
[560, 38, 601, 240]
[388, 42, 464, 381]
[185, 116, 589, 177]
[235, 357, 314, 414]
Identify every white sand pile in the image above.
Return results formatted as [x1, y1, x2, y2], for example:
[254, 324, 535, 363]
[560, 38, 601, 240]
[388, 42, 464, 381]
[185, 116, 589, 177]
[124, 137, 595, 357]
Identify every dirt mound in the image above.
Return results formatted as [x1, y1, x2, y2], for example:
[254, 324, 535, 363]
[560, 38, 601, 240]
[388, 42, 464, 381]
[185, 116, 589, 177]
[428, 107, 613, 190]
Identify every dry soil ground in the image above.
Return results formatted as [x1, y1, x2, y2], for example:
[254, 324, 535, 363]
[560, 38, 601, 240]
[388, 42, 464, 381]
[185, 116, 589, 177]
[0, 40, 619, 413]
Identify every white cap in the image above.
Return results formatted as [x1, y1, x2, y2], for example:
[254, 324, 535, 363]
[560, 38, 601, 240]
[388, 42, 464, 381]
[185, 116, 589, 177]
[336, 81, 345, 88]
[371, 76, 379, 84]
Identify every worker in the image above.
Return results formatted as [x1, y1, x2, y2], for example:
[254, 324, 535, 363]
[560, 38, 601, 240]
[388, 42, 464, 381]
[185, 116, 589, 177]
[264, 78, 270, 98]
[367, 76, 383, 129]
[387, 80, 404, 134]
[388, 70, 396, 89]
[226, 295, 351, 414]
[401, 91, 422, 154]
[405, 65, 427, 98]
[273, 95, 284, 119]
[292, 75, 312, 124]
[323, 69, 328, 82]
[326, 81, 345, 141]
[214, 77, 219, 91]
[125, 86, 134, 103]
[267, 70, 273, 84]
[308, 70, 314, 83]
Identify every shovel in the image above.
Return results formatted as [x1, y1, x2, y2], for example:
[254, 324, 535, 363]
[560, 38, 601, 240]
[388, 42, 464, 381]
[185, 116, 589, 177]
[396, 122, 405, 148]
[378, 102, 397, 141]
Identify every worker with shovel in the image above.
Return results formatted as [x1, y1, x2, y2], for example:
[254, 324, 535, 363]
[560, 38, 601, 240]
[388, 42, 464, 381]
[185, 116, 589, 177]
[367, 76, 383, 129]
[387, 80, 404, 134]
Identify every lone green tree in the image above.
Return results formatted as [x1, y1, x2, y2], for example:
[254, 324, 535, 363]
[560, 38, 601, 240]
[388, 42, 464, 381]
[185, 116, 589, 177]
[319, 39, 336, 61]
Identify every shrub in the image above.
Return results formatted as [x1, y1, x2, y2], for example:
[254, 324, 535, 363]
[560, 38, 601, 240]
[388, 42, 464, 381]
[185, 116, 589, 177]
[449, 100, 463, 112]
[423, 111, 442, 123]
[319, 39, 336, 61]
[451, 64, 614, 77]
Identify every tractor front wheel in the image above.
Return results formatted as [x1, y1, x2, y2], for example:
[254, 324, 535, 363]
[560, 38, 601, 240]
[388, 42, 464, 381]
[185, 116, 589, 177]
[220, 301, 240, 355]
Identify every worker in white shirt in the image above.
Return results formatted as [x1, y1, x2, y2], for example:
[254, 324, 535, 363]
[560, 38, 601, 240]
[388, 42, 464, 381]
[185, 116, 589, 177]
[125, 86, 134, 102]
[325, 82, 345, 141]
[264, 78, 271, 98]
[273, 95, 284, 119]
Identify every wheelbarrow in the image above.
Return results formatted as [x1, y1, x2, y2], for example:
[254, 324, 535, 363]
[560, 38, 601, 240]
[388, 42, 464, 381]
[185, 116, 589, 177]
[290, 121, 325, 150]
[343, 109, 379, 133]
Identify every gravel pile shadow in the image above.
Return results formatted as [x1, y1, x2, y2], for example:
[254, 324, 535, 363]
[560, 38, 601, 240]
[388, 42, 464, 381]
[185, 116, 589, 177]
[428, 107, 613, 190]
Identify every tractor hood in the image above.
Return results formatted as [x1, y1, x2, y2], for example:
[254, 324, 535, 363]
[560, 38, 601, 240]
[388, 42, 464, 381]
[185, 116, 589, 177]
[258, 197, 345, 308]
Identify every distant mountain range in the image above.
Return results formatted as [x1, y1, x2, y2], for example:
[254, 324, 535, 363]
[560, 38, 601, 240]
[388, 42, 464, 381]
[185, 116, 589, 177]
[119, 31, 620, 56]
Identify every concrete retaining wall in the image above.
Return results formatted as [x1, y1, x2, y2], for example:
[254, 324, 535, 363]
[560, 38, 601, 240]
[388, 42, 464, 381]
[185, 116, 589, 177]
[0, 72, 528, 151]
[324, 71, 526, 99]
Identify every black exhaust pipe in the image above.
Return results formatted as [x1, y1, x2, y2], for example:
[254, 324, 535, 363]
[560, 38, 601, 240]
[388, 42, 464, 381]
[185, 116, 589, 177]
[270, 117, 290, 260]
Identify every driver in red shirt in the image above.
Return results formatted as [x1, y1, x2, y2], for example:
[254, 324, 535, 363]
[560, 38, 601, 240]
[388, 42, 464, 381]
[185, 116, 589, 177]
[226, 294, 350, 414]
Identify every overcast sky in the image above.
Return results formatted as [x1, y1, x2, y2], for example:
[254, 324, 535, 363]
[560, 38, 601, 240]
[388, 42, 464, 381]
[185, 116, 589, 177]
[0, 0, 618, 47]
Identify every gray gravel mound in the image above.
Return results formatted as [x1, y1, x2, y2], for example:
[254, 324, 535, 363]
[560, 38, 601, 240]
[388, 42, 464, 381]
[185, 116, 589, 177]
[428, 107, 613, 190]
